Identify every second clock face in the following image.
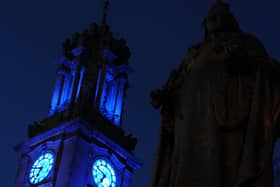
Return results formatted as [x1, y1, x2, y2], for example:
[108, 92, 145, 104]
[92, 159, 116, 187]
[29, 152, 54, 184]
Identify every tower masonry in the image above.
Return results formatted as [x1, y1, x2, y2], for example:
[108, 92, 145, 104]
[14, 3, 141, 187]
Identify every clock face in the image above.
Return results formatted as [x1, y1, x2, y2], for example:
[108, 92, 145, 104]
[29, 152, 54, 184]
[92, 159, 116, 187]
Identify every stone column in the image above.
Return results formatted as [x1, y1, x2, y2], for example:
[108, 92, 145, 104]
[49, 73, 64, 115]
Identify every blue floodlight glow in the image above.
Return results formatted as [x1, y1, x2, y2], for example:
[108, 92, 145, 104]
[105, 82, 117, 115]
[65, 75, 74, 103]
[92, 159, 116, 187]
[76, 66, 85, 102]
[113, 79, 125, 125]
[99, 71, 126, 126]
[49, 75, 63, 115]
[60, 75, 69, 105]
[94, 70, 102, 106]
[29, 153, 54, 184]
[49, 71, 75, 115]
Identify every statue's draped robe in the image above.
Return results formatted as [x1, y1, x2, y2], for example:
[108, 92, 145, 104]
[151, 39, 280, 187]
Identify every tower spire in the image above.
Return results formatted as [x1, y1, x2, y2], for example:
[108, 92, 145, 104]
[101, 0, 110, 26]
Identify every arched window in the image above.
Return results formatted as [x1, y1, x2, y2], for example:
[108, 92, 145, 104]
[99, 70, 127, 126]
[49, 68, 75, 115]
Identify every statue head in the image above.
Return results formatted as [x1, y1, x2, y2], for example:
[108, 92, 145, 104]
[203, 0, 240, 38]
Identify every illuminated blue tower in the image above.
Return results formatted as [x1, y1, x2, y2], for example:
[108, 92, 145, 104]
[14, 1, 141, 187]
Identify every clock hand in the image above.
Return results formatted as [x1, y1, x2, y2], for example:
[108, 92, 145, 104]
[101, 174, 106, 181]
[96, 167, 106, 182]
[35, 166, 43, 176]
[100, 171, 110, 184]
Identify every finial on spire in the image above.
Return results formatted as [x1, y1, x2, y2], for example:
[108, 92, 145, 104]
[101, 0, 110, 26]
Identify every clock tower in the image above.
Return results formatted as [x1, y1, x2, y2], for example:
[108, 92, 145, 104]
[14, 1, 141, 187]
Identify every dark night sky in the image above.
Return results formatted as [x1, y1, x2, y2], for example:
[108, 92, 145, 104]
[1, 0, 280, 186]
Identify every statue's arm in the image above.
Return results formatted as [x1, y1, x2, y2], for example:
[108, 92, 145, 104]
[150, 62, 187, 187]
[150, 44, 199, 186]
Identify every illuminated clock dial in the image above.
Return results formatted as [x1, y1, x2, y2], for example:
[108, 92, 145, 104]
[29, 152, 54, 184]
[92, 159, 116, 187]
